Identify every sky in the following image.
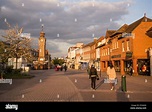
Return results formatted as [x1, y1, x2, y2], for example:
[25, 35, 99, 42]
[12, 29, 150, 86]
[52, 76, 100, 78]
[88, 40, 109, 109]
[0, 0, 152, 58]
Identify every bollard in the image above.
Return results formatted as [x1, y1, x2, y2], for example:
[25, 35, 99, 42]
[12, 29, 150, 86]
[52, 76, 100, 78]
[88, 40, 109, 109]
[121, 75, 127, 92]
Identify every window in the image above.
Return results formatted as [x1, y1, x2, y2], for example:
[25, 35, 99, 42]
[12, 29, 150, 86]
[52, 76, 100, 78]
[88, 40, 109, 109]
[117, 42, 118, 48]
[105, 49, 107, 55]
[127, 40, 130, 51]
[115, 42, 117, 49]
[122, 41, 125, 52]
[107, 48, 110, 55]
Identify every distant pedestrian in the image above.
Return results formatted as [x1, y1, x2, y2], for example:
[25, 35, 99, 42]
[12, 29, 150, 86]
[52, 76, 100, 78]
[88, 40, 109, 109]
[129, 65, 133, 76]
[89, 64, 99, 90]
[54, 65, 58, 71]
[60, 65, 63, 71]
[64, 64, 67, 72]
[106, 62, 117, 90]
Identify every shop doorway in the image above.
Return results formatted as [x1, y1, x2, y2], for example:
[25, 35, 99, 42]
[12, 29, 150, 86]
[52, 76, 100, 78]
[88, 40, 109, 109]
[124, 60, 132, 73]
[114, 60, 120, 72]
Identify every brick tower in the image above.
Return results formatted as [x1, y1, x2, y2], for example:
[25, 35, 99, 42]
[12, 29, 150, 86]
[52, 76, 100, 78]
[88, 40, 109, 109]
[38, 25, 46, 69]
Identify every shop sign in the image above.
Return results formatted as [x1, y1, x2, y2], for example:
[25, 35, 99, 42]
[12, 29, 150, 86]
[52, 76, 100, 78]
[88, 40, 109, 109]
[126, 52, 132, 58]
[97, 58, 100, 61]
[111, 54, 121, 58]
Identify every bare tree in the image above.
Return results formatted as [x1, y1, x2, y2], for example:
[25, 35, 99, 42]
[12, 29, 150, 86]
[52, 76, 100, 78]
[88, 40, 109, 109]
[1, 22, 33, 69]
[0, 41, 7, 63]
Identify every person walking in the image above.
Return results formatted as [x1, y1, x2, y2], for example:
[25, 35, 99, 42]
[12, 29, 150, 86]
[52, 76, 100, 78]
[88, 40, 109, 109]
[64, 64, 67, 72]
[89, 65, 99, 90]
[129, 65, 133, 76]
[106, 62, 117, 90]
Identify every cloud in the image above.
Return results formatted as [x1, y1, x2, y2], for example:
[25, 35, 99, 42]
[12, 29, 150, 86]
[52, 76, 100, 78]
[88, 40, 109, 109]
[0, 0, 132, 58]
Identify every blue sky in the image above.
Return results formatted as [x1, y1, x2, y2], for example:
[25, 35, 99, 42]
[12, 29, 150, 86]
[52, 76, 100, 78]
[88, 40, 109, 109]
[0, 0, 151, 58]
[124, 0, 152, 24]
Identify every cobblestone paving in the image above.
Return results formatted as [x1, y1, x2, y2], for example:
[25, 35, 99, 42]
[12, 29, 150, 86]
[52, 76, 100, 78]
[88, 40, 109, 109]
[0, 69, 152, 102]
[0, 70, 83, 102]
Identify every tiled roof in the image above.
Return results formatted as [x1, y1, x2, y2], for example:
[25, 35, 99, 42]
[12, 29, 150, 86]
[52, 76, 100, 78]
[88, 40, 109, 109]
[97, 36, 104, 42]
[105, 30, 116, 38]
[125, 15, 152, 33]
[110, 24, 128, 37]
[82, 41, 95, 48]
[96, 43, 105, 49]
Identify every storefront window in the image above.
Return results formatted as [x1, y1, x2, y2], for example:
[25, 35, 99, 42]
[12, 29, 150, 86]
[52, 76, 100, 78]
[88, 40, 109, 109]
[124, 60, 132, 73]
[137, 59, 150, 76]
[114, 60, 120, 72]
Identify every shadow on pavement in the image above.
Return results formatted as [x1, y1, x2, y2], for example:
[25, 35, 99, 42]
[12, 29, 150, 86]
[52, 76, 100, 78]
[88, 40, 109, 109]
[95, 79, 104, 89]
[116, 87, 130, 102]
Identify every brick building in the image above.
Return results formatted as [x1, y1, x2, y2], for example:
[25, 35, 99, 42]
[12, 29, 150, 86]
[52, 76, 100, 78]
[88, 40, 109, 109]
[99, 14, 152, 76]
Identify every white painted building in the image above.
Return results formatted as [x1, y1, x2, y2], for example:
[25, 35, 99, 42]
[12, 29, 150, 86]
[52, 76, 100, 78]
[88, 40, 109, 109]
[8, 57, 27, 69]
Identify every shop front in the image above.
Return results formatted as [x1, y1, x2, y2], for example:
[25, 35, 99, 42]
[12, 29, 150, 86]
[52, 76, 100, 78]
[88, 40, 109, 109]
[111, 54, 121, 72]
[124, 52, 133, 74]
[124, 60, 132, 73]
[114, 60, 120, 72]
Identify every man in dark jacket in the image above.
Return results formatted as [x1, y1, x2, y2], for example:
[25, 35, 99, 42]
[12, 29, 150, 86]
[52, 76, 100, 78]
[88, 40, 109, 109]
[89, 65, 99, 90]
[64, 64, 67, 72]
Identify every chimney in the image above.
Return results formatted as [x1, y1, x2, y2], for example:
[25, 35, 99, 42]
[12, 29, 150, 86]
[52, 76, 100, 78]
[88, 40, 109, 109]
[94, 37, 98, 42]
[144, 13, 147, 22]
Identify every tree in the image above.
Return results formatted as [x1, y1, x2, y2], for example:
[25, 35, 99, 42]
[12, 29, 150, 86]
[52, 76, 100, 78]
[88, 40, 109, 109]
[1, 22, 33, 69]
[52, 57, 65, 65]
[0, 41, 8, 64]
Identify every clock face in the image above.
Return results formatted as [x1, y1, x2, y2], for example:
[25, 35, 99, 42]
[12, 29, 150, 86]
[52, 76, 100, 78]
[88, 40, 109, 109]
[40, 58, 44, 61]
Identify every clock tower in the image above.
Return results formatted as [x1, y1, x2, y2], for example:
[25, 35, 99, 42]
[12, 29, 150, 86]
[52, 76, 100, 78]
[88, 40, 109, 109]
[38, 25, 46, 66]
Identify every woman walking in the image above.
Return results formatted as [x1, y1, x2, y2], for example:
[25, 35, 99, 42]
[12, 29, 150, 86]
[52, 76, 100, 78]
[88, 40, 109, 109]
[107, 62, 117, 90]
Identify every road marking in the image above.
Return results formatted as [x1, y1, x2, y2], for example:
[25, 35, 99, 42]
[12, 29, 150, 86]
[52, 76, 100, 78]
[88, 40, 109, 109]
[57, 94, 60, 99]
[22, 94, 24, 98]
[127, 94, 130, 98]
[92, 94, 95, 98]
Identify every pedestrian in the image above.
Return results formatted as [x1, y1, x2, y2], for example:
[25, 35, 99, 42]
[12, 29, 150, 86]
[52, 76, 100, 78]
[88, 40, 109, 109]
[64, 64, 67, 72]
[129, 65, 133, 76]
[89, 64, 99, 90]
[106, 61, 117, 90]
[54, 65, 58, 71]
[60, 65, 63, 71]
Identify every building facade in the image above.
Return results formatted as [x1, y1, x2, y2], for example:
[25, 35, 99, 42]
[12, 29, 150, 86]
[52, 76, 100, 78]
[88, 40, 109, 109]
[99, 15, 152, 76]
[67, 14, 152, 76]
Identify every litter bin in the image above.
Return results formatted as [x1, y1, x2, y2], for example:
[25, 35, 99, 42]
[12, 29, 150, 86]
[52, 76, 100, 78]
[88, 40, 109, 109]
[121, 75, 127, 92]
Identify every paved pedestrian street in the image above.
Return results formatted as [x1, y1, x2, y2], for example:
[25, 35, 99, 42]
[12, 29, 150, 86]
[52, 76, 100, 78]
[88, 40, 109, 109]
[0, 69, 152, 111]
[0, 69, 152, 102]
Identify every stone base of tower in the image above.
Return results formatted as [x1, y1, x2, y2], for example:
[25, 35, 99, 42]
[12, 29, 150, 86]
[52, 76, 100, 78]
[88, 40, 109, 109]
[33, 61, 48, 70]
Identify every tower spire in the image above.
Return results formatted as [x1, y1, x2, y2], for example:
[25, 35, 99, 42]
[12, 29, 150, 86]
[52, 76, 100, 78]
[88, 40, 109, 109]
[41, 24, 44, 31]
[40, 24, 45, 37]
